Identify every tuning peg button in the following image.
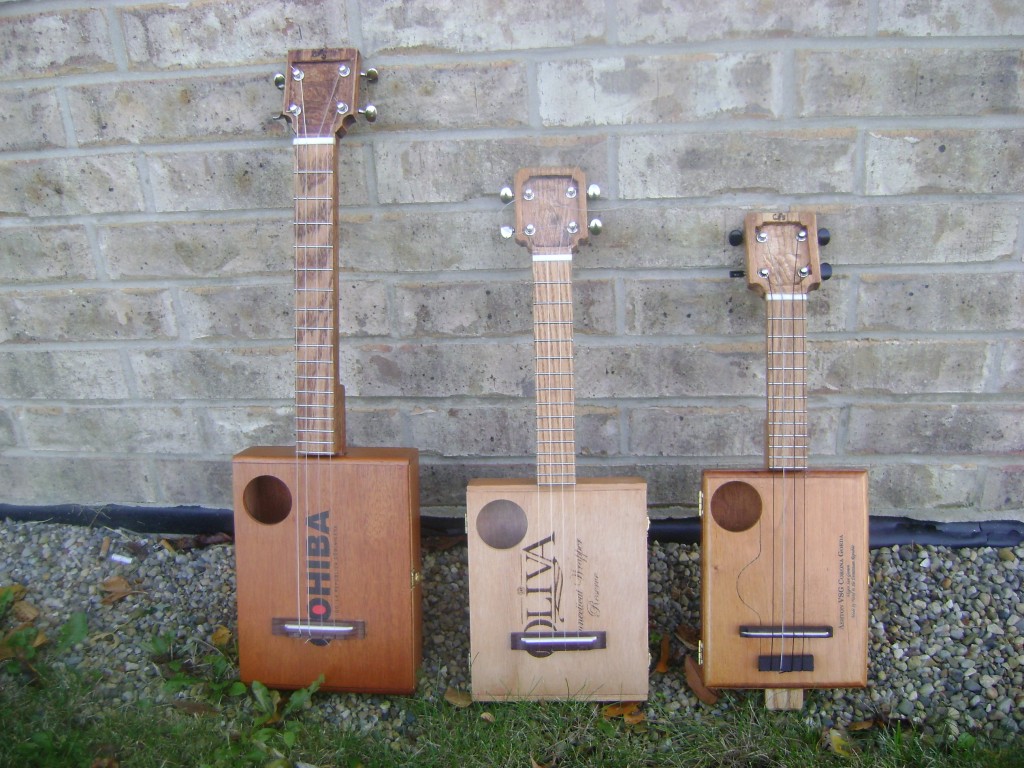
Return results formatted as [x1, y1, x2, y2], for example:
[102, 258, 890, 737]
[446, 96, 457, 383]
[820, 262, 833, 281]
[586, 184, 601, 200]
[361, 68, 379, 82]
[817, 227, 831, 247]
[728, 229, 743, 247]
[358, 104, 378, 122]
[499, 186, 514, 204]
[500, 225, 515, 239]
[588, 218, 603, 235]
[273, 73, 286, 90]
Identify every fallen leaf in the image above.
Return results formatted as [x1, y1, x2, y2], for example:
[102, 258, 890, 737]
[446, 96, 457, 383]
[163, 533, 233, 552]
[100, 576, 141, 605]
[848, 719, 875, 732]
[654, 634, 670, 673]
[683, 654, 720, 706]
[443, 687, 472, 708]
[530, 758, 550, 768]
[824, 727, 855, 757]
[422, 534, 466, 552]
[12, 600, 40, 622]
[124, 541, 151, 558]
[674, 623, 700, 649]
[623, 709, 646, 726]
[173, 700, 219, 716]
[602, 702, 640, 718]
[91, 743, 119, 768]
[101, 576, 131, 591]
[0, 584, 27, 603]
[480, 711, 495, 723]
[210, 625, 232, 647]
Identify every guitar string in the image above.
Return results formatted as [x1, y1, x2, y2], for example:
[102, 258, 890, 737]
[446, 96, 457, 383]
[315, 69, 345, 638]
[767, 230, 792, 672]
[292, 74, 305, 638]
[770, 223, 813, 673]
[531, 176, 582, 642]
[292, 64, 345, 638]
[766, 259, 784, 669]
[787, 228, 810, 671]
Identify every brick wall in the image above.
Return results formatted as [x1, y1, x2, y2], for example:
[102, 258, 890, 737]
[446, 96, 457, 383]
[1, 0, 1021, 522]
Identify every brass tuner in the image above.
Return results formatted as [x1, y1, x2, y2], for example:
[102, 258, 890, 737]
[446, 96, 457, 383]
[360, 67, 379, 82]
[273, 73, 286, 90]
[358, 104, 378, 122]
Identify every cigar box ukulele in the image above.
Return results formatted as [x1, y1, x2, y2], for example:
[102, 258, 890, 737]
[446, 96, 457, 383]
[232, 49, 421, 694]
[699, 212, 868, 709]
[467, 168, 649, 701]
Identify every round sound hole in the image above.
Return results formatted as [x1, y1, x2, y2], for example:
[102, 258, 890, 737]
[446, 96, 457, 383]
[242, 475, 292, 525]
[475, 499, 528, 549]
[710, 481, 762, 533]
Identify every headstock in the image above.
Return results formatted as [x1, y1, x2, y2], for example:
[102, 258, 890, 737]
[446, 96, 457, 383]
[740, 212, 826, 298]
[501, 167, 602, 257]
[276, 48, 377, 140]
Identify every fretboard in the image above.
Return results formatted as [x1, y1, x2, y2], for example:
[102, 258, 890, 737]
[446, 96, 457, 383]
[533, 256, 576, 486]
[765, 293, 808, 470]
[293, 136, 344, 456]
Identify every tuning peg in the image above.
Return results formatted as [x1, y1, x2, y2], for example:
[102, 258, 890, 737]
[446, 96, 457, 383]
[273, 73, 286, 90]
[586, 184, 601, 200]
[500, 225, 515, 239]
[499, 186, 514, 204]
[817, 227, 831, 246]
[588, 218, 603, 235]
[360, 67, 379, 82]
[358, 104, 378, 122]
[728, 229, 743, 247]
[821, 262, 833, 280]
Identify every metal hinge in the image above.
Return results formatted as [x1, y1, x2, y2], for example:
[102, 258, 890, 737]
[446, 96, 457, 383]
[697, 490, 704, 518]
[697, 639, 704, 666]
[411, 570, 422, 589]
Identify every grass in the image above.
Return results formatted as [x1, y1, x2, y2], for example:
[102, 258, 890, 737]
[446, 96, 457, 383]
[1, 662, 1020, 768]
[0, 595, 1020, 767]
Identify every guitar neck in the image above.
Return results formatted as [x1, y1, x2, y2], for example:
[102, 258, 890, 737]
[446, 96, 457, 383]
[293, 137, 344, 456]
[533, 257, 576, 486]
[765, 293, 808, 470]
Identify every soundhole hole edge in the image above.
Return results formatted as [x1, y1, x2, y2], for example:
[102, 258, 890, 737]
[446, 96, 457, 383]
[709, 480, 762, 533]
[242, 474, 292, 525]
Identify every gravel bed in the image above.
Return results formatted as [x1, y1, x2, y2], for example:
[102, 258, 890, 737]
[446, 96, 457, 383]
[1, 518, 1021, 748]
